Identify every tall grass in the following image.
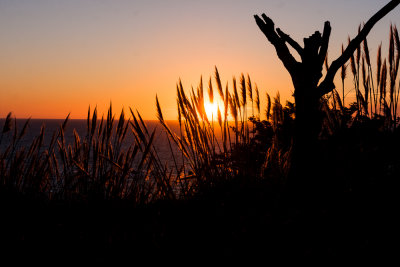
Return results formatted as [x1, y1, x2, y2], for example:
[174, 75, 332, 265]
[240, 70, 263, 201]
[156, 67, 292, 192]
[332, 24, 400, 129]
[0, 106, 178, 204]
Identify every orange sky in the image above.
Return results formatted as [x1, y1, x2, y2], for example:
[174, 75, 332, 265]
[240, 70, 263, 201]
[0, 0, 399, 120]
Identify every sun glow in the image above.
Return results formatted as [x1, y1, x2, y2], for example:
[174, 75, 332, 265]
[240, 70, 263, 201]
[204, 101, 219, 120]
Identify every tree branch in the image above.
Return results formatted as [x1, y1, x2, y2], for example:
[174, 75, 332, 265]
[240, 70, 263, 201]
[276, 28, 304, 57]
[318, 0, 400, 96]
[318, 21, 331, 66]
[254, 14, 299, 74]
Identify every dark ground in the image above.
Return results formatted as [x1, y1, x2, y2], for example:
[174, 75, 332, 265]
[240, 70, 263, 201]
[1, 127, 399, 265]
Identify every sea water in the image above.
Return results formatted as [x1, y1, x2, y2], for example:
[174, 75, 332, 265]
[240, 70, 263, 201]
[0, 119, 185, 169]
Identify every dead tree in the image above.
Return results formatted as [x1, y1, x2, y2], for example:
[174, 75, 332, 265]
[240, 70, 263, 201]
[255, 1, 400, 184]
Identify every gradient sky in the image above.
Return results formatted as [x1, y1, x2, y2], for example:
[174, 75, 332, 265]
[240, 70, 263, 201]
[1, 0, 399, 119]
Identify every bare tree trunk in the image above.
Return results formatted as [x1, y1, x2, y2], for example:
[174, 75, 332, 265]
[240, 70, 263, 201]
[289, 82, 323, 190]
[254, 1, 400, 189]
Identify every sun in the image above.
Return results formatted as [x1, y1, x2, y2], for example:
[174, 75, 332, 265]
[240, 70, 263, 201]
[204, 101, 219, 120]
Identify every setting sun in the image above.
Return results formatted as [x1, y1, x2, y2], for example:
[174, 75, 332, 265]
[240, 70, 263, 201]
[204, 101, 219, 120]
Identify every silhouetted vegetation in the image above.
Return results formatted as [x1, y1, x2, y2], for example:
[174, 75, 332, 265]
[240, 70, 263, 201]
[1, 3, 400, 264]
[255, 0, 400, 192]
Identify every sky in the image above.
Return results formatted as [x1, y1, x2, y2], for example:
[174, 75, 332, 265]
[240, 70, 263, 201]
[0, 0, 399, 120]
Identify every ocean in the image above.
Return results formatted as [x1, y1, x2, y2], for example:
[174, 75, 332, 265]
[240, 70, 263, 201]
[0, 119, 185, 169]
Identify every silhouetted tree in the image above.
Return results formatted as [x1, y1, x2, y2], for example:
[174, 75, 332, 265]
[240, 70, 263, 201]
[254, 1, 400, 186]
